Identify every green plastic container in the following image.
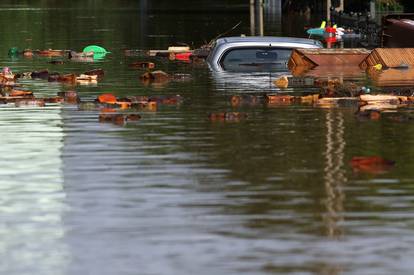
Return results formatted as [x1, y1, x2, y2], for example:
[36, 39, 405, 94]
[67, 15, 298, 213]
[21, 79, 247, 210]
[82, 45, 109, 59]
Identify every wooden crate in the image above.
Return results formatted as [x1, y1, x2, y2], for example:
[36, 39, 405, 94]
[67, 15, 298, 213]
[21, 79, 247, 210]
[360, 48, 414, 69]
[288, 48, 371, 71]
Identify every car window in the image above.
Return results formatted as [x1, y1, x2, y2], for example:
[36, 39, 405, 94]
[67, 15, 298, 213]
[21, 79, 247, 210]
[220, 47, 292, 72]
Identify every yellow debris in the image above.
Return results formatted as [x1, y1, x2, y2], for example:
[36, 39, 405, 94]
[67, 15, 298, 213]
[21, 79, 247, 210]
[274, 75, 289, 89]
[373, 64, 383, 71]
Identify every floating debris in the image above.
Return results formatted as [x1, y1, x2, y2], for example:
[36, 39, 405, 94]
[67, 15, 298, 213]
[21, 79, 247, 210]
[350, 156, 395, 174]
[129, 61, 155, 69]
[57, 90, 79, 104]
[230, 95, 261, 107]
[98, 93, 117, 104]
[208, 112, 248, 122]
[274, 76, 289, 89]
[99, 113, 141, 126]
[14, 99, 46, 107]
[84, 69, 105, 77]
[38, 49, 67, 57]
[49, 60, 65, 65]
[140, 70, 170, 85]
[265, 95, 295, 105]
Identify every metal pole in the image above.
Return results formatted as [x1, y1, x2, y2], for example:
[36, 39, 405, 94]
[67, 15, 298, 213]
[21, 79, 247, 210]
[258, 0, 264, 36]
[250, 0, 255, 36]
[327, 0, 331, 22]
[370, 0, 376, 20]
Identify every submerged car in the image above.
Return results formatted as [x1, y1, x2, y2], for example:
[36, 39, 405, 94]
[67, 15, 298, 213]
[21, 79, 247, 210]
[207, 36, 323, 72]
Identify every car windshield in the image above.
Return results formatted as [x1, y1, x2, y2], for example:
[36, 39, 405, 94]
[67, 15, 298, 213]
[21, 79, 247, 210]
[220, 47, 293, 72]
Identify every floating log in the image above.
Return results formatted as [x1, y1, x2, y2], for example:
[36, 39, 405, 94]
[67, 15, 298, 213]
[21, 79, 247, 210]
[359, 94, 401, 104]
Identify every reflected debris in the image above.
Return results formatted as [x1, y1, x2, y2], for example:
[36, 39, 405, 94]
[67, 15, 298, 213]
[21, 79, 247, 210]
[350, 156, 396, 174]
[208, 112, 248, 122]
[323, 110, 346, 239]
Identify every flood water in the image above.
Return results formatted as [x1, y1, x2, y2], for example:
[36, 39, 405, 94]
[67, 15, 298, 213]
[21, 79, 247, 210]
[1, 1, 414, 275]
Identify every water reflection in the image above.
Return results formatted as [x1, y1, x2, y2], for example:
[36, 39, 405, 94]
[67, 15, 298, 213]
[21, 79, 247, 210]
[0, 106, 68, 275]
[1, 1, 414, 275]
[323, 110, 346, 239]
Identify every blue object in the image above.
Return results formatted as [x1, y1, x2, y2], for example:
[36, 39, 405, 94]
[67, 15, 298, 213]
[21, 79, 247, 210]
[307, 28, 325, 37]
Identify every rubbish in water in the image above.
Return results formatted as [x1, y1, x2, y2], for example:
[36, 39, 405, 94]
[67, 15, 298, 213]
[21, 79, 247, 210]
[38, 49, 67, 57]
[31, 70, 50, 80]
[360, 48, 414, 70]
[373, 64, 382, 71]
[99, 113, 141, 126]
[266, 94, 295, 105]
[98, 93, 117, 104]
[140, 70, 170, 85]
[274, 76, 289, 89]
[208, 112, 248, 122]
[43, 97, 64, 104]
[360, 94, 402, 105]
[57, 91, 79, 103]
[350, 156, 395, 174]
[148, 95, 183, 105]
[68, 51, 94, 59]
[9, 90, 33, 97]
[230, 95, 260, 107]
[82, 45, 109, 59]
[14, 99, 46, 107]
[49, 60, 65, 65]
[171, 73, 192, 82]
[76, 74, 98, 82]
[128, 61, 155, 69]
[124, 49, 146, 57]
[167, 46, 190, 53]
[147, 46, 191, 57]
[174, 52, 193, 62]
[84, 69, 105, 77]
[288, 48, 371, 71]
[57, 74, 77, 84]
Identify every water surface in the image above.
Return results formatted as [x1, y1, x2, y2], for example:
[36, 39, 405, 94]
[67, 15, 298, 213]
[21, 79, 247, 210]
[1, 2, 414, 275]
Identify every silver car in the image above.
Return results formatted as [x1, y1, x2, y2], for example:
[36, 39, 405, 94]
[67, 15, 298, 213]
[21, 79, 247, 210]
[207, 36, 322, 72]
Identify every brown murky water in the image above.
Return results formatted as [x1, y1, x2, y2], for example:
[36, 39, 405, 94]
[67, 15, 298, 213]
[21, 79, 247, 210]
[1, 2, 414, 275]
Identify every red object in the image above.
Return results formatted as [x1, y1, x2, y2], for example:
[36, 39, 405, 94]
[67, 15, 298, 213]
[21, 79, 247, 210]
[325, 37, 337, 43]
[350, 156, 395, 174]
[175, 52, 192, 61]
[97, 93, 117, 104]
[325, 27, 336, 34]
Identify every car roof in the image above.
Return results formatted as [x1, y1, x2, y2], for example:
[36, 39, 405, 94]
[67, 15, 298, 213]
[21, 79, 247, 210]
[207, 36, 323, 72]
[215, 36, 321, 47]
